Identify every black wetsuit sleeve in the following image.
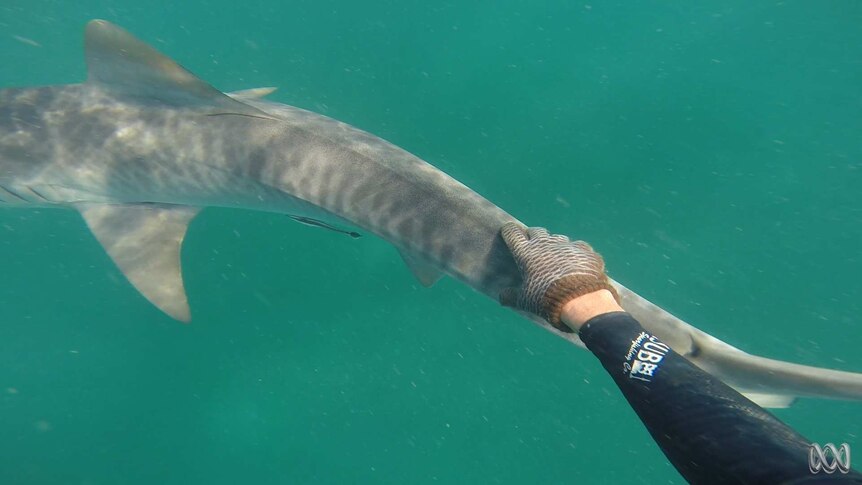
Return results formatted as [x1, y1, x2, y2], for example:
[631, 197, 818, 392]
[578, 311, 862, 484]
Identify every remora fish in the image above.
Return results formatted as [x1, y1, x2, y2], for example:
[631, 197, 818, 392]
[1, 20, 860, 407]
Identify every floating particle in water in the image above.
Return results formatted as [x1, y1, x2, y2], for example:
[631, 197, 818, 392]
[35, 420, 52, 432]
[12, 35, 41, 47]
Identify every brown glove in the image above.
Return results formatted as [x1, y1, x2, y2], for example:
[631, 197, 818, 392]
[499, 222, 619, 331]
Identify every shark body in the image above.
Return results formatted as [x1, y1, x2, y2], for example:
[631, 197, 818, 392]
[2, 20, 861, 407]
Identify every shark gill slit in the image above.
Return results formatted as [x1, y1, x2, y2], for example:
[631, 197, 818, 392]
[0, 184, 29, 203]
[26, 186, 50, 202]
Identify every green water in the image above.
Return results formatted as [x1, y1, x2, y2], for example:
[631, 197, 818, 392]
[1, 1, 860, 483]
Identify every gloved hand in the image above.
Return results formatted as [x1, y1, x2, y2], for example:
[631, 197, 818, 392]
[499, 222, 619, 331]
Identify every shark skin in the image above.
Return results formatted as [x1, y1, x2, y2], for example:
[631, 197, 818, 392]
[1, 19, 861, 407]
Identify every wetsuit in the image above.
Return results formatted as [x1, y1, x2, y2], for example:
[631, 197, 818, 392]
[579, 311, 862, 484]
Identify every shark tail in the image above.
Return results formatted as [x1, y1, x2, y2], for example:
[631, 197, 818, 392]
[611, 281, 862, 408]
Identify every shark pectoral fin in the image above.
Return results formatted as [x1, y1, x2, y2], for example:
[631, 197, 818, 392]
[77, 203, 200, 322]
[84, 20, 269, 117]
[398, 250, 443, 287]
[227, 87, 278, 100]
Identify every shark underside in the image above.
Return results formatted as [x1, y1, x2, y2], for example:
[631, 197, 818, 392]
[1, 20, 861, 408]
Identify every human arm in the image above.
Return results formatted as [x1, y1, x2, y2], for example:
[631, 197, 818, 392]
[499, 223, 862, 483]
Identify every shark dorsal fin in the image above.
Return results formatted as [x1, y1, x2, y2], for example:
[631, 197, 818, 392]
[78, 203, 200, 322]
[228, 87, 278, 100]
[84, 19, 265, 115]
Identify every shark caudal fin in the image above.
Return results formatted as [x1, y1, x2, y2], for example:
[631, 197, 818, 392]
[612, 281, 862, 408]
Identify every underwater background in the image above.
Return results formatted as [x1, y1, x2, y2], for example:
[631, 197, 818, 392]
[1, 1, 860, 483]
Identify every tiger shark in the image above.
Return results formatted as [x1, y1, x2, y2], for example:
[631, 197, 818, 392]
[2, 20, 860, 407]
